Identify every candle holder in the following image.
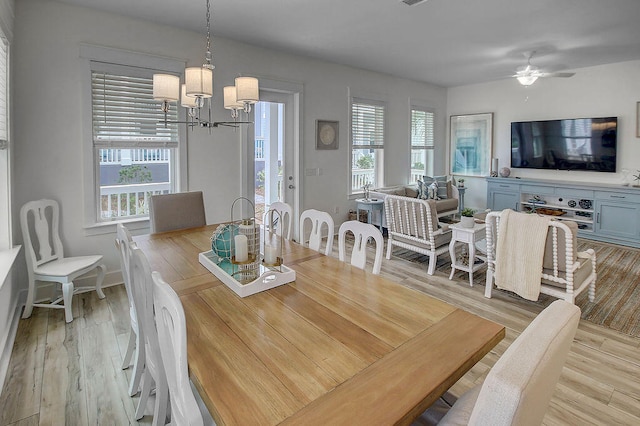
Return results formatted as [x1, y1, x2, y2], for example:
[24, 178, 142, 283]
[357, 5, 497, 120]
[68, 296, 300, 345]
[230, 198, 260, 281]
[262, 207, 284, 271]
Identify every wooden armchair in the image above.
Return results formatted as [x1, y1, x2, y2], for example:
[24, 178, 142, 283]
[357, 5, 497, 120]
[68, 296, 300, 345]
[384, 194, 452, 275]
[484, 211, 596, 304]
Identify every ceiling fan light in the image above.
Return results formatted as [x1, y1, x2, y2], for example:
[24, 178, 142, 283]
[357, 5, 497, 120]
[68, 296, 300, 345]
[235, 76, 259, 104]
[223, 85, 243, 109]
[153, 74, 180, 101]
[517, 75, 538, 86]
[185, 66, 213, 98]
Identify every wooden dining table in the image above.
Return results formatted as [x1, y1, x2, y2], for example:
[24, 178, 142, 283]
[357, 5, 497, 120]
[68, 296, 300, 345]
[134, 224, 505, 426]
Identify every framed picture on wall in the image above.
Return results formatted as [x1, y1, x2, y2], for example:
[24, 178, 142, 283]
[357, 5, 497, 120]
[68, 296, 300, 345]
[316, 120, 339, 150]
[449, 113, 493, 177]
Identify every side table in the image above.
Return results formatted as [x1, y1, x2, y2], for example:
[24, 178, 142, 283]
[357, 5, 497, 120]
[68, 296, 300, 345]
[448, 222, 486, 286]
[355, 198, 384, 231]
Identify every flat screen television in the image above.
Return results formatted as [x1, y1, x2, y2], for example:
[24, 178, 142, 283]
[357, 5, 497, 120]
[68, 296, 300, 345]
[511, 117, 617, 172]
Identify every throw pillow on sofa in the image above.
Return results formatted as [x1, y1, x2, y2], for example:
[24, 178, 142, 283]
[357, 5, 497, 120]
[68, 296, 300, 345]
[427, 182, 440, 200]
[423, 175, 449, 199]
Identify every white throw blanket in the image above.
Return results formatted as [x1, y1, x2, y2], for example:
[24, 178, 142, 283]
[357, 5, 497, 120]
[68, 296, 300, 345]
[495, 209, 550, 301]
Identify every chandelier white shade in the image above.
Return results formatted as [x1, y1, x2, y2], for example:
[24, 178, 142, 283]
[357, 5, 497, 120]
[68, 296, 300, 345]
[235, 76, 259, 104]
[223, 86, 243, 109]
[185, 66, 213, 98]
[181, 84, 199, 108]
[153, 74, 180, 101]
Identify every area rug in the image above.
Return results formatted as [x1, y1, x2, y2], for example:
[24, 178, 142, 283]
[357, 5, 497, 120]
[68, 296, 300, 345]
[391, 239, 640, 337]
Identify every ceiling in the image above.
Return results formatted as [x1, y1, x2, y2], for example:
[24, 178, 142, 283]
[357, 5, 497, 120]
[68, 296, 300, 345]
[56, 0, 640, 87]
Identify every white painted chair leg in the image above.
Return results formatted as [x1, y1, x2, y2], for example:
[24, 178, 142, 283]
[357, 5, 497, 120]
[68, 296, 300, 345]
[135, 370, 153, 420]
[22, 277, 36, 319]
[427, 255, 436, 275]
[122, 328, 135, 369]
[128, 336, 144, 397]
[152, 379, 169, 426]
[63, 282, 74, 323]
[95, 263, 106, 299]
[386, 239, 393, 260]
[484, 270, 494, 298]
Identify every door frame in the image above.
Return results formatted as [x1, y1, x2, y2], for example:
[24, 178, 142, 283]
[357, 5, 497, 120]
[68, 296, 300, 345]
[241, 78, 303, 241]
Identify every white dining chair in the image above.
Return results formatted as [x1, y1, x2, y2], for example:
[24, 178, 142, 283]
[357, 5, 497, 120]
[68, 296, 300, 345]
[149, 191, 207, 234]
[421, 299, 580, 425]
[264, 201, 293, 240]
[115, 223, 144, 397]
[130, 246, 169, 425]
[299, 209, 335, 256]
[20, 199, 106, 323]
[338, 220, 384, 274]
[153, 271, 216, 426]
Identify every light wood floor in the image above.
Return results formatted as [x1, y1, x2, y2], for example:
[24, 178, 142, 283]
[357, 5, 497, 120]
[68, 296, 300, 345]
[1, 241, 639, 425]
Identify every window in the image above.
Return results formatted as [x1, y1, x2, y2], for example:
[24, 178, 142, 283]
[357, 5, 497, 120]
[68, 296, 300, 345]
[351, 98, 385, 193]
[410, 107, 434, 182]
[0, 28, 9, 248]
[91, 65, 178, 222]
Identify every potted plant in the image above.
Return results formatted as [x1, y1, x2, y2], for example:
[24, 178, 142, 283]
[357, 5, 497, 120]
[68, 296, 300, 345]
[457, 178, 465, 188]
[460, 207, 476, 228]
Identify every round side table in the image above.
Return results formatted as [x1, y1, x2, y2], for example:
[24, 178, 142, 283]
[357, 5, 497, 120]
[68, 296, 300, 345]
[355, 198, 384, 231]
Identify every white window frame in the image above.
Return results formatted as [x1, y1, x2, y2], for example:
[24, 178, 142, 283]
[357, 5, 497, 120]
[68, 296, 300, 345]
[409, 105, 435, 182]
[80, 44, 187, 234]
[0, 23, 9, 249]
[349, 94, 386, 195]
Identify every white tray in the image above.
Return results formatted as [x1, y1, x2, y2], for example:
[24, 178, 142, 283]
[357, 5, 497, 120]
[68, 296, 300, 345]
[198, 250, 296, 297]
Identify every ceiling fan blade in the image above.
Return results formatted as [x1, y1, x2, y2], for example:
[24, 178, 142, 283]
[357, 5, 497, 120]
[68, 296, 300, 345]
[544, 72, 576, 78]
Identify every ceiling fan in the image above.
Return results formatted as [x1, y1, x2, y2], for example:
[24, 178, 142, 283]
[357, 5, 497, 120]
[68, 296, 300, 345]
[513, 52, 575, 86]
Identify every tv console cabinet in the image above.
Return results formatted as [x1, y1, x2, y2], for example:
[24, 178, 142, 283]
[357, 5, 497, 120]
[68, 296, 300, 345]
[486, 177, 640, 248]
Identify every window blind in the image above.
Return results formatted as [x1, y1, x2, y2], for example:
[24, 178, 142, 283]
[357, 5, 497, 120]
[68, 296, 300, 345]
[351, 99, 385, 148]
[91, 71, 179, 148]
[411, 109, 434, 147]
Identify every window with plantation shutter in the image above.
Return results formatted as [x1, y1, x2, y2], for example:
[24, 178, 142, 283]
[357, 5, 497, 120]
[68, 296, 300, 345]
[410, 106, 435, 181]
[90, 64, 178, 222]
[351, 98, 385, 192]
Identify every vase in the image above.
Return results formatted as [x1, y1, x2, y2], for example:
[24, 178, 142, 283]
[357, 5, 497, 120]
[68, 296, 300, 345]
[460, 216, 475, 228]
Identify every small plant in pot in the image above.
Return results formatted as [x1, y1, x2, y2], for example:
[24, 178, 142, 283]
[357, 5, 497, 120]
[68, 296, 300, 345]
[460, 208, 476, 228]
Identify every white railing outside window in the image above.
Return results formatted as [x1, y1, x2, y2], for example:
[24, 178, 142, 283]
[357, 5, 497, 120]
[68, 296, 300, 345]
[100, 182, 170, 220]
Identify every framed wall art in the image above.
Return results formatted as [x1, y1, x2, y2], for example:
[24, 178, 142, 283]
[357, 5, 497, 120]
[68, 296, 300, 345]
[316, 120, 339, 150]
[450, 113, 493, 177]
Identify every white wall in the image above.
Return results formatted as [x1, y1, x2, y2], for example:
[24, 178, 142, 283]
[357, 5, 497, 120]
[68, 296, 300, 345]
[447, 60, 640, 211]
[12, 0, 447, 284]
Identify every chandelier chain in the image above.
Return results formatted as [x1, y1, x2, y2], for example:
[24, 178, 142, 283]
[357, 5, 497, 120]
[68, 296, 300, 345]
[204, 0, 214, 69]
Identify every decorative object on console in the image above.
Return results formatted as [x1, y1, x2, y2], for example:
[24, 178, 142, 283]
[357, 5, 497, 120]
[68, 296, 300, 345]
[491, 158, 499, 177]
[499, 167, 511, 177]
[316, 120, 339, 150]
[457, 178, 465, 188]
[579, 199, 593, 210]
[568, 200, 577, 208]
[152, 0, 259, 130]
[450, 113, 493, 177]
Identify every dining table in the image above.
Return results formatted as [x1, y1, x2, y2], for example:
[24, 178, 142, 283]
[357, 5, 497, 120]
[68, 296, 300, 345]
[134, 224, 505, 426]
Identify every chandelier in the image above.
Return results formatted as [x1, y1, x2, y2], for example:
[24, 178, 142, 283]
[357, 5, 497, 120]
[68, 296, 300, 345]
[152, 0, 259, 128]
